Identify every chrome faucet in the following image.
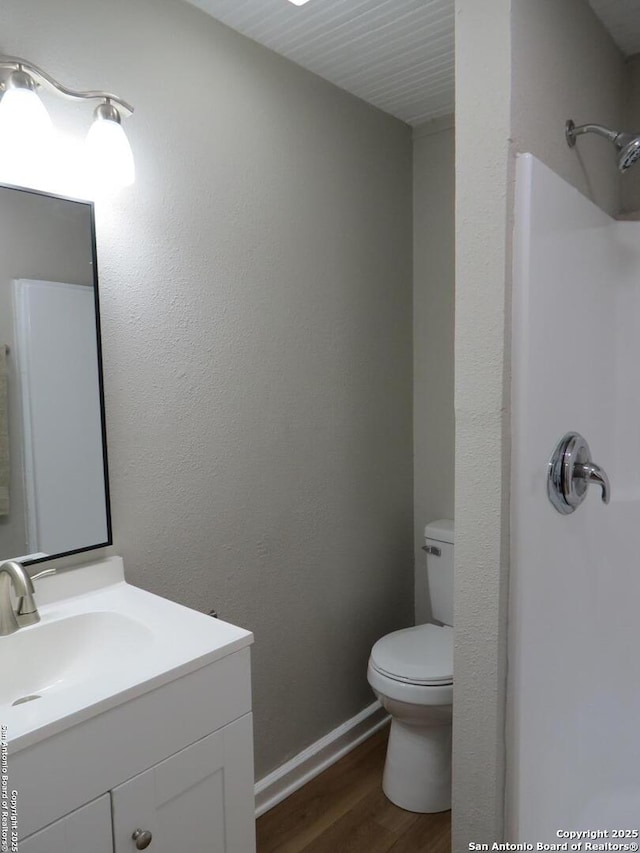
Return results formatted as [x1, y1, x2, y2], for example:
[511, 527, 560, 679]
[0, 561, 54, 636]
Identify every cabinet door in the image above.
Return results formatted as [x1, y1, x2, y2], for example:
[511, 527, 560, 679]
[112, 713, 256, 853]
[19, 795, 112, 853]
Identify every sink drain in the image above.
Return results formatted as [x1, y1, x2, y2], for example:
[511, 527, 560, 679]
[12, 694, 41, 706]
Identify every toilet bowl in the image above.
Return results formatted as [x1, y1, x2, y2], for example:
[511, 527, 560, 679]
[367, 520, 454, 814]
[368, 623, 453, 812]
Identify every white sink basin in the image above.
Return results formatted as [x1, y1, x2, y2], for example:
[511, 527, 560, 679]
[1, 557, 253, 751]
[0, 611, 153, 707]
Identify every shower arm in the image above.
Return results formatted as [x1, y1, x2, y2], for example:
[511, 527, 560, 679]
[565, 121, 620, 148]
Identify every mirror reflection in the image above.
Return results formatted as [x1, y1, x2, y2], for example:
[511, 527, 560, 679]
[0, 185, 111, 565]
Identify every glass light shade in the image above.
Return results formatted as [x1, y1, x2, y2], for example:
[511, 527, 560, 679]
[0, 86, 53, 187]
[0, 86, 52, 138]
[288, 0, 311, 4]
[86, 115, 135, 190]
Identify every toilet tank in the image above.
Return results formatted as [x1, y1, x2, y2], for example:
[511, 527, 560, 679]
[424, 519, 454, 626]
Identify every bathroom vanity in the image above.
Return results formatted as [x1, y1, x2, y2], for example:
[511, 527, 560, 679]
[3, 558, 256, 853]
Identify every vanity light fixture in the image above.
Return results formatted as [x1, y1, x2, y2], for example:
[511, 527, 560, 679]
[0, 56, 135, 189]
[287, 0, 312, 5]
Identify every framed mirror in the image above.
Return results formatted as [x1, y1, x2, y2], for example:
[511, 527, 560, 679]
[0, 184, 111, 566]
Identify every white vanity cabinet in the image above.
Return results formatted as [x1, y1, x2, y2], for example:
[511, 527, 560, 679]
[19, 714, 255, 853]
[18, 796, 113, 853]
[111, 715, 255, 852]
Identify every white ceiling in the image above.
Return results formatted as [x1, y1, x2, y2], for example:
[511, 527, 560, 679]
[588, 0, 640, 56]
[185, 0, 454, 126]
[185, 0, 640, 129]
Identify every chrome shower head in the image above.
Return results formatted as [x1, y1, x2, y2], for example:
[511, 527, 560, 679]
[617, 135, 640, 173]
[566, 120, 640, 173]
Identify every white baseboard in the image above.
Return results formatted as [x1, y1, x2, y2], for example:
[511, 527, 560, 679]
[254, 700, 389, 818]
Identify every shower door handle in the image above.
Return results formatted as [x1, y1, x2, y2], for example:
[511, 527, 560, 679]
[548, 432, 610, 514]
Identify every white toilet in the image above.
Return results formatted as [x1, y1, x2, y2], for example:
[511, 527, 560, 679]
[367, 519, 454, 813]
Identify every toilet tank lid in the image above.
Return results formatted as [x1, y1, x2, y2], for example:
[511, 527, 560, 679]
[424, 519, 454, 544]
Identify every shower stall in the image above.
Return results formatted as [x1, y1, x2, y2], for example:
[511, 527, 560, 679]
[507, 154, 640, 839]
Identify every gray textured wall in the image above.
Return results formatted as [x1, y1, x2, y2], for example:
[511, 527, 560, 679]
[512, 0, 624, 217]
[412, 117, 455, 623]
[0, 0, 414, 778]
[454, 1, 513, 844]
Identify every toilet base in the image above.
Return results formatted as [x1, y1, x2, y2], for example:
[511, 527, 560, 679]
[382, 716, 452, 813]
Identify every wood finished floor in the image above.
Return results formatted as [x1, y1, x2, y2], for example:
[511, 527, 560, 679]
[256, 726, 451, 853]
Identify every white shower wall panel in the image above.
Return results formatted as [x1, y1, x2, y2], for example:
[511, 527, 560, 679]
[508, 155, 640, 839]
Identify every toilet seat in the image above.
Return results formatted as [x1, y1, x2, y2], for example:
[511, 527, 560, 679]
[367, 660, 453, 707]
[370, 623, 453, 686]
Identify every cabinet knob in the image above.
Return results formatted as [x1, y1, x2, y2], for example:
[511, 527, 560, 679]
[132, 828, 153, 849]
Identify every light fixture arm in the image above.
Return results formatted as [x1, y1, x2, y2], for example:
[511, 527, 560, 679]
[0, 55, 134, 116]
